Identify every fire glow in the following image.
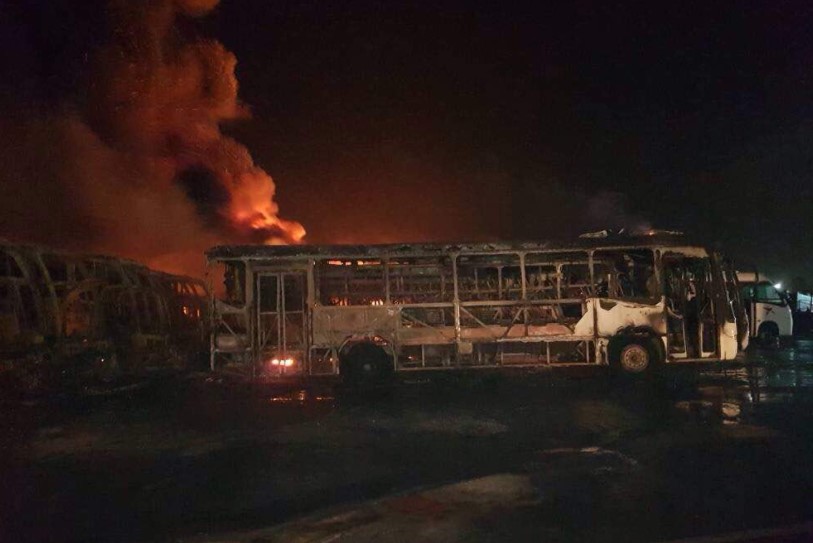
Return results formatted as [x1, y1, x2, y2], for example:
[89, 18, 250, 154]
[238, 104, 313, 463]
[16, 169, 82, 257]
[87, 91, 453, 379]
[73, 0, 306, 270]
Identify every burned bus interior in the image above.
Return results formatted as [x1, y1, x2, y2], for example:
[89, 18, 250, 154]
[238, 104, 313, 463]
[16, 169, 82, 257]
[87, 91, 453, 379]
[207, 234, 745, 380]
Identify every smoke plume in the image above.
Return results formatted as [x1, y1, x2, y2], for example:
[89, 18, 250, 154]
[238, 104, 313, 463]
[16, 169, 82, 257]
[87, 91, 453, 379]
[0, 0, 303, 275]
[585, 191, 652, 235]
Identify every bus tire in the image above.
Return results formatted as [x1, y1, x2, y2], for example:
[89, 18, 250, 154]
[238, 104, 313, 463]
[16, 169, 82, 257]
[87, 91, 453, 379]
[340, 342, 394, 388]
[609, 336, 663, 375]
[756, 322, 779, 348]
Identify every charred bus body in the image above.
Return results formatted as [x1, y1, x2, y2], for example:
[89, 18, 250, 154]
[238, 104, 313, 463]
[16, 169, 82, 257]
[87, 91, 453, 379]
[207, 232, 748, 383]
[0, 243, 208, 389]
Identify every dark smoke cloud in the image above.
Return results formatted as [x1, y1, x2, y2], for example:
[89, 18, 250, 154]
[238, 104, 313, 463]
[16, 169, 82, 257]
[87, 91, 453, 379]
[508, 172, 652, 241]
[0, 0, 302, 276]
[176, 166, 232, 229]
[585, 191, 652, 234]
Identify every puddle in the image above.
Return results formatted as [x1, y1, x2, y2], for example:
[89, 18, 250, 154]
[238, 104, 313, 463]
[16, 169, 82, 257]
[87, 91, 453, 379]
[269, 389, 335, 404]
[411, 415, 508, 436]
[537, 446, 639, 468]
[674, 399, 742, 425]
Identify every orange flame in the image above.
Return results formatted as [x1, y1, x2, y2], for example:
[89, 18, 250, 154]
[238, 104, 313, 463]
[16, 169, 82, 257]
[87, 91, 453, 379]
[87, 0, 305, 252]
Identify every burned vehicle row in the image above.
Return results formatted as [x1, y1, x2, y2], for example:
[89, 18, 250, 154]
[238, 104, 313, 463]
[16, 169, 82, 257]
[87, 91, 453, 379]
[0, 243, 208, 389]
[206, 232, 750, 384]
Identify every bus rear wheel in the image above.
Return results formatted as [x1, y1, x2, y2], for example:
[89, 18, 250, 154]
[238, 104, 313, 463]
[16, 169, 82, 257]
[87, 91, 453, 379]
[340, 342, 394, 388]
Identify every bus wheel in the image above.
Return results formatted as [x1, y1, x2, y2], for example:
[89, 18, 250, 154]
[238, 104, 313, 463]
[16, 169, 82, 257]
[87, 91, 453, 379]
[610, 337, 662, 375]
[756, 323, 779, 348]
[340, 342, 394, 388]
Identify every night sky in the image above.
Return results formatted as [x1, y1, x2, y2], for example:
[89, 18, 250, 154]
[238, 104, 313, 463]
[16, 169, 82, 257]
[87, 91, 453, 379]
[2, 0, 813, 283]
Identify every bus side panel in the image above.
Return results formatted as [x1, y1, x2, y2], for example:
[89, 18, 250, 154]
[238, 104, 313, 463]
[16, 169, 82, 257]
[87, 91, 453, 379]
[576, 297, 666, 338]
[312, 305, 399, 347]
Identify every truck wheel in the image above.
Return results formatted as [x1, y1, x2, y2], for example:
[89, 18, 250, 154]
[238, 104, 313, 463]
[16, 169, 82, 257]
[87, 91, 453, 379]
[340, 342, 394, 388]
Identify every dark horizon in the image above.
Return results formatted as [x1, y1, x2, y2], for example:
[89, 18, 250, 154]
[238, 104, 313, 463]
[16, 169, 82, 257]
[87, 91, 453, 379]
[1, 0, 812, 285]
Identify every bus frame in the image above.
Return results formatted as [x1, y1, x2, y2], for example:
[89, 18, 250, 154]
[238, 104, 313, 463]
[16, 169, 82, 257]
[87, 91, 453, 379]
[0, 242, 209, 379]
[206, 234, 747, 380]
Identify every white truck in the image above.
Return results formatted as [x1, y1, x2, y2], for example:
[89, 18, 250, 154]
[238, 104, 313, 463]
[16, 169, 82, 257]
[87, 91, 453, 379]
[736, 271, 793, 346]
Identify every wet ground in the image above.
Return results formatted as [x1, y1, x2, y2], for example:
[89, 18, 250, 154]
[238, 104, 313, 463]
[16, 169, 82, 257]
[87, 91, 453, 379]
[3, 344, 813, 542]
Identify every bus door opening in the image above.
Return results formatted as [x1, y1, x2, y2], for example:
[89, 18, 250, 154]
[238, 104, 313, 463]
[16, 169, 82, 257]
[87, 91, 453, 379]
[663, 256, 717, 359]
[256, 272, 307, 373]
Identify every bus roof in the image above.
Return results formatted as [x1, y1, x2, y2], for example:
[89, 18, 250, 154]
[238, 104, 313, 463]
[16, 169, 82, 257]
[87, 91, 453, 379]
[207, 232, 711, 261]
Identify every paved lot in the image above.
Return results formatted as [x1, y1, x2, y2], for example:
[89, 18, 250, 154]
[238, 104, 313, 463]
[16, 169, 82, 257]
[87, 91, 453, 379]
[3, 344, 813, 542]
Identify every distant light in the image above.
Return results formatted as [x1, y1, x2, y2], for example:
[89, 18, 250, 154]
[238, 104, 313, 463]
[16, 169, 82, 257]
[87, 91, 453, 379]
[774, 282, 782, 290]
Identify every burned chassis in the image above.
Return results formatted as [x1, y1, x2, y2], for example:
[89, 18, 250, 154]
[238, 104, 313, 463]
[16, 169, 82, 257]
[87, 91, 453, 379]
[207, 235, 744, 382]
[0, 242, 209, 389]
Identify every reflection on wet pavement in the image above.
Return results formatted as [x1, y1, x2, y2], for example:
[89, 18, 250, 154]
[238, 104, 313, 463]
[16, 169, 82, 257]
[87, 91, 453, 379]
[269, 389, 335, 403]
[3, 342, 813, 541]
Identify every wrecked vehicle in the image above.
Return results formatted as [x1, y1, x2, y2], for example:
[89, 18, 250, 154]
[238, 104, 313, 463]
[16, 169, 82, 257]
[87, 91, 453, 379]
[206, 231, 749, 384]
[0, 243, 209, 391]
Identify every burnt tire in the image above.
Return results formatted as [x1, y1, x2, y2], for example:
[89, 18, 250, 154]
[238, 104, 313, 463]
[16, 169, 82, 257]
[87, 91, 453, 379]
[756, 323, 779, 349]
[340, 342, 394, 388]
[609, 336, 663, 375]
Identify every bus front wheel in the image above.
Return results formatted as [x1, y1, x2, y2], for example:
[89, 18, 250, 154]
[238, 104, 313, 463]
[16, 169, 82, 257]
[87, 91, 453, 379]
[609, 336, 662, 375]
[756, 323, 779, 348]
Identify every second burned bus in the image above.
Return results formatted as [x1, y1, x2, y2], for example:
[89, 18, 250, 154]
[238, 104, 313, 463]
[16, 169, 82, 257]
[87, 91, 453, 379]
[206, 232, 748, 383]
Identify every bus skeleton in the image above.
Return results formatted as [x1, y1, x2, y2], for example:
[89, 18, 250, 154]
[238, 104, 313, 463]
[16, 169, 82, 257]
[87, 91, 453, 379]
[207, 233, 747, 382]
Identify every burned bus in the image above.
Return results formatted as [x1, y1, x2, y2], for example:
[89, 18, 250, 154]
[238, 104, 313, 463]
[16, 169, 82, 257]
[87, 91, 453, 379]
[0, 242, 209, 389]
[206, 232, 748, 383]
